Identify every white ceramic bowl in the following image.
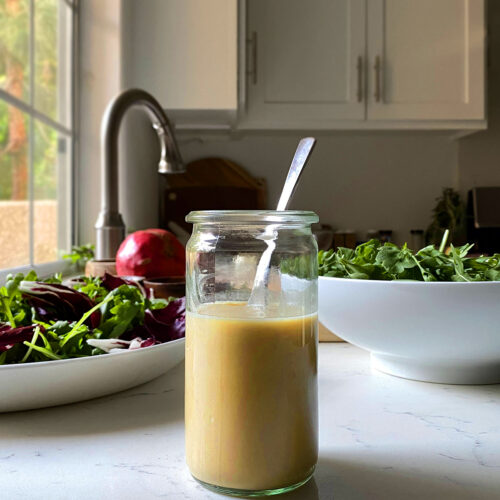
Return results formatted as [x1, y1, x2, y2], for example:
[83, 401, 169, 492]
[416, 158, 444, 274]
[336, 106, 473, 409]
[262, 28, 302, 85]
[0, 338, 185, 412]
[319, 276, 500, 384]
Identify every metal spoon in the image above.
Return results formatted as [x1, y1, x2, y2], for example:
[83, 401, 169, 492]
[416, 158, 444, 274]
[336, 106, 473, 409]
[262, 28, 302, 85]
[276, 137, 316, 210]
[248, 137, 316, 306]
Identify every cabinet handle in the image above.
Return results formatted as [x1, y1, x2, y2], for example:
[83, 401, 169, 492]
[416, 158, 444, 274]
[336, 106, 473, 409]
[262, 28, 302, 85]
[374, 55, 382, 102]
[356, 56, 363, 102]
[246, 31, 258, 85]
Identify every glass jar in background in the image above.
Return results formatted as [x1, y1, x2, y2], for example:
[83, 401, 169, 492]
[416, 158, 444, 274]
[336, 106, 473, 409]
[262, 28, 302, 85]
[410, 229, 425, 251]
[184, 210, 319, 497]
[378, 230, 393, 243]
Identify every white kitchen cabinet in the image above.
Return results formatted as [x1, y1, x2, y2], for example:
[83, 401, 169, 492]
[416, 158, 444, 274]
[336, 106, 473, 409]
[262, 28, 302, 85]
[241, 0, 366, 127]
[367, 0, 485, 121]
[122, 0, 238, 129]
[239, 0, 486, 130]
[122, 0, 486, 131]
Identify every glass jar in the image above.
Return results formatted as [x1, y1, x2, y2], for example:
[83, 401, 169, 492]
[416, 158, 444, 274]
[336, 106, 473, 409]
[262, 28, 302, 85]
[185, 210, 319, 497]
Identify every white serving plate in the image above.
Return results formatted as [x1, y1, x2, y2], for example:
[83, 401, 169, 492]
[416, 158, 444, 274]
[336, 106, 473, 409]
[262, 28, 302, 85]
[319, 276, 500, 384]
[0, 338, 185, 412]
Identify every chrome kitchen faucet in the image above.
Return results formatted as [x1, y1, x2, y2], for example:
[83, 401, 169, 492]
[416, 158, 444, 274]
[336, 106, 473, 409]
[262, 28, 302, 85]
[94, 88, 185, 261]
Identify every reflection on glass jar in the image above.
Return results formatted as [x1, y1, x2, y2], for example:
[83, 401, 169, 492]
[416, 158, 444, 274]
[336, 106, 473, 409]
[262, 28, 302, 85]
[185, 210, 319, 497]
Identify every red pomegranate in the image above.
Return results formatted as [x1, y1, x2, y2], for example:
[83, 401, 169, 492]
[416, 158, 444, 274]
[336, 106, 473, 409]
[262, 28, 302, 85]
[115, 229, 185, 278]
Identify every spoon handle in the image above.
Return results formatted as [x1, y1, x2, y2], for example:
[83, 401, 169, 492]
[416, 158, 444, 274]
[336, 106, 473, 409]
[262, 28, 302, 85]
[248, 137, 316, 306]
[276, 137, 316, 211]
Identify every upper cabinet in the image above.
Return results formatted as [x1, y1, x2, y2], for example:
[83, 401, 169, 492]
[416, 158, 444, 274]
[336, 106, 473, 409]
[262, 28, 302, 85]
[122, 0, 238, 129]
[239, 0, 486, 130]
[242, 0, 366, 126]
[366, 0, 485, 121]
[123, 0, 486, 131]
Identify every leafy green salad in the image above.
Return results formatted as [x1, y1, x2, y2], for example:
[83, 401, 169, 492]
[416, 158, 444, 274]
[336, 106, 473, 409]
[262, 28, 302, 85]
[318, 238, 500, 282]
[0, 272, 185, 365]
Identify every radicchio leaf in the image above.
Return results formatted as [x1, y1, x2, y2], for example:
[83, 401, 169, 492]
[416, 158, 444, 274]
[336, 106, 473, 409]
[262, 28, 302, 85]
[101, 272, 146, 296]
[146, 296, 185, 342]
[0, 323, 38, 351]
[101, 272, 129, 291]
[87, 337, 132, 352]
[140, 337, 156, 348]
[87, 336, 158, 353]
[122, 297, 185, 343]
[19, 282, 100, 328]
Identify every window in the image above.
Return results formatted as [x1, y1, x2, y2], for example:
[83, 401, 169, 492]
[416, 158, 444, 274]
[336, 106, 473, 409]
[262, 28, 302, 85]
[0, 0, 76, 275]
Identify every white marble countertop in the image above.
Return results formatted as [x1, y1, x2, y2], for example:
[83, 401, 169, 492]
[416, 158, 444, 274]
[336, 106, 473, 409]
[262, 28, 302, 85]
[1, 343, 499, 499]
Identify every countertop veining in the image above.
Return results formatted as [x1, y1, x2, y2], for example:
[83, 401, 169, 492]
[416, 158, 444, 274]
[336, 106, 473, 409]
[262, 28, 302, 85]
[1, 344, 499, 499]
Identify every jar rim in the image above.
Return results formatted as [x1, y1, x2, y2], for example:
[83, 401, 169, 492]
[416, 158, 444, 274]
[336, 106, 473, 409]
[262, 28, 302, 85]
[186, 210, 319, 224]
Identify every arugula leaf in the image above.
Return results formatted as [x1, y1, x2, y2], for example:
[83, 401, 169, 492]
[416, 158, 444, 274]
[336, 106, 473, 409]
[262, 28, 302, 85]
[20, 326, 41, 363]
[449, 244, 473, 282]
[0, 272, 37, 327]
[376, 244, 414, 276]
[97, 285, 145, 338]
[71, 276, 109, 302]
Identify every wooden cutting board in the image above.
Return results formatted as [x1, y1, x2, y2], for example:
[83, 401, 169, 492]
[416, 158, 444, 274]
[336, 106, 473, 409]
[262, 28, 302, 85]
[319, 322, 344, 342]
[161, 158, 267, 232]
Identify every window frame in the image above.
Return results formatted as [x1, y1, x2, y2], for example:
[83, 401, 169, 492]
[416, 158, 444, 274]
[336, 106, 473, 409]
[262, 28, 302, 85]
[0, 0, 79, 280]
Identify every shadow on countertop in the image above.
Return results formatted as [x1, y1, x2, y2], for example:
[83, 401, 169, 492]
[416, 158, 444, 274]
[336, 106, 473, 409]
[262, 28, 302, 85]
[308, 453, 500, 500]
[0, 361, 185, 438]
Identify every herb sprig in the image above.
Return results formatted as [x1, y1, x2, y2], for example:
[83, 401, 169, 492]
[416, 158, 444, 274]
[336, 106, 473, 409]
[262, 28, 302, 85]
[63, 244, 95, 270]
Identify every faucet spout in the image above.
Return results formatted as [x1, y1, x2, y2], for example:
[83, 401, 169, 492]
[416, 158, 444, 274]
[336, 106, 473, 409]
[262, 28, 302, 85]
[94, 88, 185, 261]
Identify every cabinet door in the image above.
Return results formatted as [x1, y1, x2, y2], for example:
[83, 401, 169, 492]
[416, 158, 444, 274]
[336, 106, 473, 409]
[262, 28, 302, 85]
[367, 0, 485, 120]
[123, 0, 238, 126]
[242, 0, 366, 128]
